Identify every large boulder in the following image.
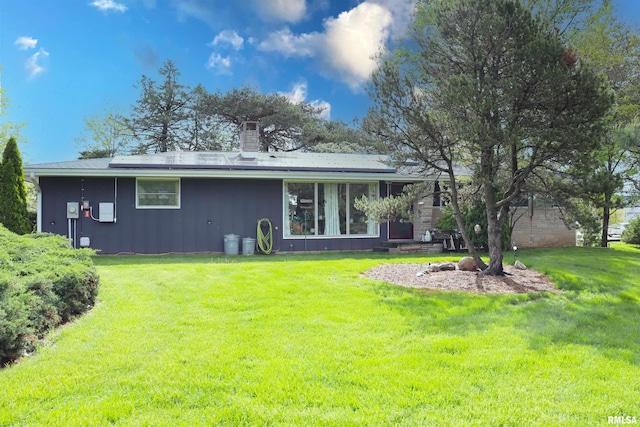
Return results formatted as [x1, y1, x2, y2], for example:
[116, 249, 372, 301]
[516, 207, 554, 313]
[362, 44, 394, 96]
[458, 257, 479, 271]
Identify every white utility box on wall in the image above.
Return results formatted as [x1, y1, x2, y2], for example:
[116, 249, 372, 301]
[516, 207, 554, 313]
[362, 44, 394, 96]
[99, 202, 115, 222]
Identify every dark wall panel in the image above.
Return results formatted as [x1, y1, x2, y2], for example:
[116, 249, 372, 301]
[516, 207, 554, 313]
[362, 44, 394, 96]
[40, 177, 284, 254]
[39, 177, 387, 254]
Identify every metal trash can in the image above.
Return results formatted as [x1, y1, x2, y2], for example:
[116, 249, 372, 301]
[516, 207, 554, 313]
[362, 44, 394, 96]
[223, 234, 240, 255]
[242, 237, 256, 255]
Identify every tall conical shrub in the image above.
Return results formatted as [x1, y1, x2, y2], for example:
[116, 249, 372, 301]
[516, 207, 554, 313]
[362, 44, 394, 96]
[0, 138, 31, 234]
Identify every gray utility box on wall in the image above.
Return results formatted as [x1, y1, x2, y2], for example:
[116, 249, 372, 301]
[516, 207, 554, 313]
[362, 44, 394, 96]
[99, 202, 114, 222]
[67, 202, 79, 219]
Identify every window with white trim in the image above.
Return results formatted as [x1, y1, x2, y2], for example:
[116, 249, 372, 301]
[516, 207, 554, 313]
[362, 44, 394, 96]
[284, 182, 378, 237]
[136, 178, 181, 209]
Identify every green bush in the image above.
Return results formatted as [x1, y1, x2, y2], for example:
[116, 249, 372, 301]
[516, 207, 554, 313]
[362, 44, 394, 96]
[51, 264, 99, 323]
[621, 217, 640, 246]
[0, 226, 98, 366]
[24, 277, 62, 336]
[0, 276, 34, 365]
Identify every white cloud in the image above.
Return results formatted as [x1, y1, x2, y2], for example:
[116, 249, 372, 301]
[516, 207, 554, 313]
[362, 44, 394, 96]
[257, 27, 317, 57]
[26, 48, 49, 78]
[206, 53, 232, 75]
[281, 81, 331, 120]
[14, 36, 38, 50]
[322, 2, 392, 89]
[172, 0, 216, 26]
[90, 0, 128, 12]
[206, 30, 244, 74]
[258, 2, 393, 91]
[282, 81, 307, 104]
[211, 30, 244, 51]
[369, 0, 415, 38]
[255, 0, 306, 23]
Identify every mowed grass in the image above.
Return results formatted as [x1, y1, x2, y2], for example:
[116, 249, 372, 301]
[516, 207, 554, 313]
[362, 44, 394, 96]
[1, 246, 639, 426]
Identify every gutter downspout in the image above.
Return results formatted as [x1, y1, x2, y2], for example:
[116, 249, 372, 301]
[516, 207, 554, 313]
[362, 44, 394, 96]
[113, 177, 118, 223]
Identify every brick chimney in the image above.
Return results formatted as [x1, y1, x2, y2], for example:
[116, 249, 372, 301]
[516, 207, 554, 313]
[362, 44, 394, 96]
[240, 121, 260, 154]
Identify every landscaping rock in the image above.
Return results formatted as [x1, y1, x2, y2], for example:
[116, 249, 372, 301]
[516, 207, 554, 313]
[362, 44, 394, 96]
[458, 257, 479, 271]
[514, 260, 527, 270]
[439, 262, 456, 271]
[426, 262, 457, 272]
[426, 263, 440, 272]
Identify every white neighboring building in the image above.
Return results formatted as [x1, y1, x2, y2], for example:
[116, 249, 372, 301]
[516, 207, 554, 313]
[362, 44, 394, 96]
[624, 206, 640, 222]
[622, 180, 640, 222]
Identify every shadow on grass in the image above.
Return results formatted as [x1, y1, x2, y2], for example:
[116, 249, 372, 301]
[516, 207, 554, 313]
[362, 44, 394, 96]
[511, 295, 640, 365]
[373, 246, 640, 365]
[517, 246, 640, 294]
[374, 283, 639, 365]
[514, 247, 640, 364]
[371, 280, 551, 335]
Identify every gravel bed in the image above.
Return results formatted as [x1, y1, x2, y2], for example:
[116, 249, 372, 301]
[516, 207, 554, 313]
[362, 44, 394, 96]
[362, 263, 559, 294]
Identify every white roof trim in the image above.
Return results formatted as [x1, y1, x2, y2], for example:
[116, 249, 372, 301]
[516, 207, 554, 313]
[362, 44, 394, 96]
[25, 167, 424, 182]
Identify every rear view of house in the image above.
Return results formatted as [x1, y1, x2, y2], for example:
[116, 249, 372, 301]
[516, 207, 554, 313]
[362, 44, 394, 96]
[24, 149, 413, 254]
[24, 124, 576, 254]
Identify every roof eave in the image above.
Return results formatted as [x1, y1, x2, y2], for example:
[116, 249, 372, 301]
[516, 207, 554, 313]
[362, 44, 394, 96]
[24, 167, 425, 182]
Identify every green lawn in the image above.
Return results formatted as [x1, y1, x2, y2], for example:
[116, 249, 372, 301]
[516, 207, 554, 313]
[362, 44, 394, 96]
[1, 246, 639, 426]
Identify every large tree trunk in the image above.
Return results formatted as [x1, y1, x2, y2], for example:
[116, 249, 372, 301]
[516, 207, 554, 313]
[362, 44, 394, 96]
[601, 196, 611, 248]
[484, 183, 505, 276]
[160, 121, 169, 152]
[486, 211, 505, 275]
[447, 170, 488, 270]
[451, 196, 487, 270]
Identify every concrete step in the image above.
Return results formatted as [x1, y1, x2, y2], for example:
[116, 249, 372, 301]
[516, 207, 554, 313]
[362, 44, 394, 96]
[377, 241, 444, 254]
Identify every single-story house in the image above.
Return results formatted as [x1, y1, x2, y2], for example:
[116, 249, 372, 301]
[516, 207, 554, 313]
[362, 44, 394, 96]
[23, 124, 576, 254]
[24, 151, 410, 254]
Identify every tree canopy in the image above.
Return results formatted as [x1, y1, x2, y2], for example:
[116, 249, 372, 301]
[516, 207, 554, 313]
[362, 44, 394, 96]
[203, 86, 327, 152]
[121, 60, 193, 153]
[564, 0, 640, 247]
[85, 60, 370, 156]
[76, 109, 132, 159]
[365, 0, 612, 274]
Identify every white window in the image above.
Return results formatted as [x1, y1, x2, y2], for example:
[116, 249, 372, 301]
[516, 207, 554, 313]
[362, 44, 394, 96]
[136, 178, 181, 209]
[284, 182, 378, 238]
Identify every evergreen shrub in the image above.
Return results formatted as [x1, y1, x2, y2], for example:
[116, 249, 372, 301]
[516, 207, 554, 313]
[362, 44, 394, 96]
[0, 138, 31, 235]
[621, 216, 640, 246]
[0, 275, 34, 365]
[0, 226, 98, 366]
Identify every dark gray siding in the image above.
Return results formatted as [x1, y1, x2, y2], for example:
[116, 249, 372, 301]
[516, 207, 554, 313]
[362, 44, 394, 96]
[39, 177, 388, 254]
[40, 177, 283, 254]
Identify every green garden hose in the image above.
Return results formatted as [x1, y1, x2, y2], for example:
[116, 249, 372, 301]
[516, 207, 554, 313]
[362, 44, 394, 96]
[257, 218, 273, 254]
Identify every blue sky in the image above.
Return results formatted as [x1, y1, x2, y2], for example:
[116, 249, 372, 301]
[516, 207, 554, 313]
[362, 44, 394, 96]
[1, 0, 639, 164]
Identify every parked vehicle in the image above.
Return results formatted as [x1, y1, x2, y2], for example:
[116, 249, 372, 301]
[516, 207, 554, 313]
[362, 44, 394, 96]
[607, 223, 629, 241]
